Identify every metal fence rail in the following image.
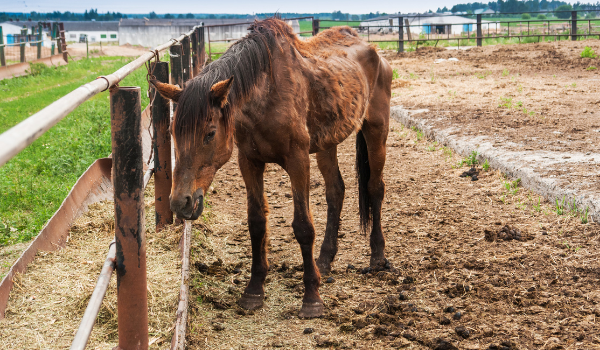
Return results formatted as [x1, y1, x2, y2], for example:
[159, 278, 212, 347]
[318, 10, 600, 52]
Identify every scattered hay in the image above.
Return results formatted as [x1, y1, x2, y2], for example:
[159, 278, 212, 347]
[0, 180, 181, 349]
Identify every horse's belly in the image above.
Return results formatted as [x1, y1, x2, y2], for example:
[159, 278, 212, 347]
[307, 64, 369, 152]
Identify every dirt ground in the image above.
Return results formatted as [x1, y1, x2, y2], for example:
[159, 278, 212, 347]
[185, 117, 600, 349]
[67, 42, 150, 59]
[383, 39, 600, 156]
[2, 40, 600, 349]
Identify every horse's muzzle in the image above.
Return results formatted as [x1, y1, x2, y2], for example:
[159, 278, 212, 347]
[171, 188, 204, 220]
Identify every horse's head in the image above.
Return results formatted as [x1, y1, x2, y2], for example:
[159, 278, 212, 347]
[150, 76, 235, 220]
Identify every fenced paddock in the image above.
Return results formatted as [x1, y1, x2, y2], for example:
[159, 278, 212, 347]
[1, 14, 599, 350]
[0, 22, 68, 79]
[319, 10, 600, 51]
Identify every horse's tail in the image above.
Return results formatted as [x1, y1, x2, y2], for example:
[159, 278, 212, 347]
[356, 129, 371, 234]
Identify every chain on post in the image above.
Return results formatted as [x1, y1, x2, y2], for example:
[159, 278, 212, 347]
[145, 49, 161, 166]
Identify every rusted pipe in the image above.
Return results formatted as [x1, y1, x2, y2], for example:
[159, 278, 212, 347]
[0, 26, 200, 168]
[170, 221, 192, 350]
[70, 241, 116, 350]
[110, 86, 148, 350]
[151, 62, 173, 231]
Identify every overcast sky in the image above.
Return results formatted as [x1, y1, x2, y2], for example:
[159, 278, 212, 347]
[2, 0, 583, 15]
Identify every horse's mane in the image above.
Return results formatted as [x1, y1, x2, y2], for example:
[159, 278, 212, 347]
[172, 18, 359, 141]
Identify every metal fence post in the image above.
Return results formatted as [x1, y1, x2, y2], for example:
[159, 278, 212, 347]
[37, 23, 42, 59]
[110, 86, 149, 350]
[181, 36, 191, 83]
[151, 62, 173, 231]
[0, 27, 5, 67]
[191, 31, 198, 77]
[312, 19, 320, 36]
[477, 14, 482, 47]
[571, 11, 578, 41]
[398, 17, 404, 53]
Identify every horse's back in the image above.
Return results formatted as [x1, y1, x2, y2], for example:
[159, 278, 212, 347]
[301, 27, 390, 152]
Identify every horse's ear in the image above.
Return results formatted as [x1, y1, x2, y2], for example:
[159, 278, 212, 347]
[149, 79, 182, 102]
[210, 76, 234, 108]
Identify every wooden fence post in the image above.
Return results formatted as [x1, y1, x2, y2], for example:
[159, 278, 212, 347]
[151, 62, 173, 231]
[477, 14, 483, 47]
[110, 86, 148, 350]
[20, 28, 26, 63]
[37, 23, 42, 59]
[181, 36, 191, 83]
[398, 17, 404, 53]
[197, 26, 206, 69]
[58, 22, 67, 63]
[191, 31, 198, 77]
[170, 43, 183, 89]
[0, 27, 5, 67]
[312, 19, 320, 36]
[405, 19, 412, 41]
[571, 11, 578, 41]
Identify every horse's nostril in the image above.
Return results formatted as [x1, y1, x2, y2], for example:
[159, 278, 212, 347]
[171, 195, 193, 215]
[184, 195, 193, 209]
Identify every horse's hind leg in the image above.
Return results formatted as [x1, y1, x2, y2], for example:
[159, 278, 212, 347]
[315, 146, 345, 275]
[285, 151, 323, 318]
[238, 153, 269, 310]
[362, 121, 388, 268]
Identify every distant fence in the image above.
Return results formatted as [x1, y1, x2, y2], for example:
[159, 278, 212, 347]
[204, 16, 311, 59]
[317, 10, 600, 52]
[0, 22, 67, 67]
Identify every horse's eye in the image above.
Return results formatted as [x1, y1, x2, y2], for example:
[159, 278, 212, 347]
[205, 130, 216, 144]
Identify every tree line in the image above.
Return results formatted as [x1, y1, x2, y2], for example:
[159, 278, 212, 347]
[438, 0, 600, 14]
[0, 9, 127, 22]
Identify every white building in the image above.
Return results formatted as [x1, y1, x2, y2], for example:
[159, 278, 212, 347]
[118, 18, 300, 48]
[1, 21, 53, 47]
[63, 21, 119, 43]
[360, 14, 491, 36]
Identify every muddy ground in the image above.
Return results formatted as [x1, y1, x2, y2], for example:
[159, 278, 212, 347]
[185, 116, 600, 349]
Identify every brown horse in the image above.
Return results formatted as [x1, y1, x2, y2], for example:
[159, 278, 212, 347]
[151, 18, 391, 318]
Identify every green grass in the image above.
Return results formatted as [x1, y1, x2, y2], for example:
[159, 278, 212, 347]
[581, 46, 598, 58]
[0, 56, 150, 246]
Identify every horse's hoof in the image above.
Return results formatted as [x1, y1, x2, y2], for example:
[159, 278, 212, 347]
[298, 301, 324, 319]
[370, 257, 391, 271]
[238, 293, 264, 310]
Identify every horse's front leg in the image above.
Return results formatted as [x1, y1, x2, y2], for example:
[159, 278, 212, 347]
[285, 152, 323, 318]
[237, 153, 269, 310]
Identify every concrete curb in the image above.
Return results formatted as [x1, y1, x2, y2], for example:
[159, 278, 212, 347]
[391, 106, 599, 223]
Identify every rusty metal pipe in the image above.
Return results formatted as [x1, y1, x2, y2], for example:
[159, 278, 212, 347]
[110, 86, 148, 350]
[170, 221, 192, 350]
[70, 241, 116, 350]
[151, 62, 173, 231]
